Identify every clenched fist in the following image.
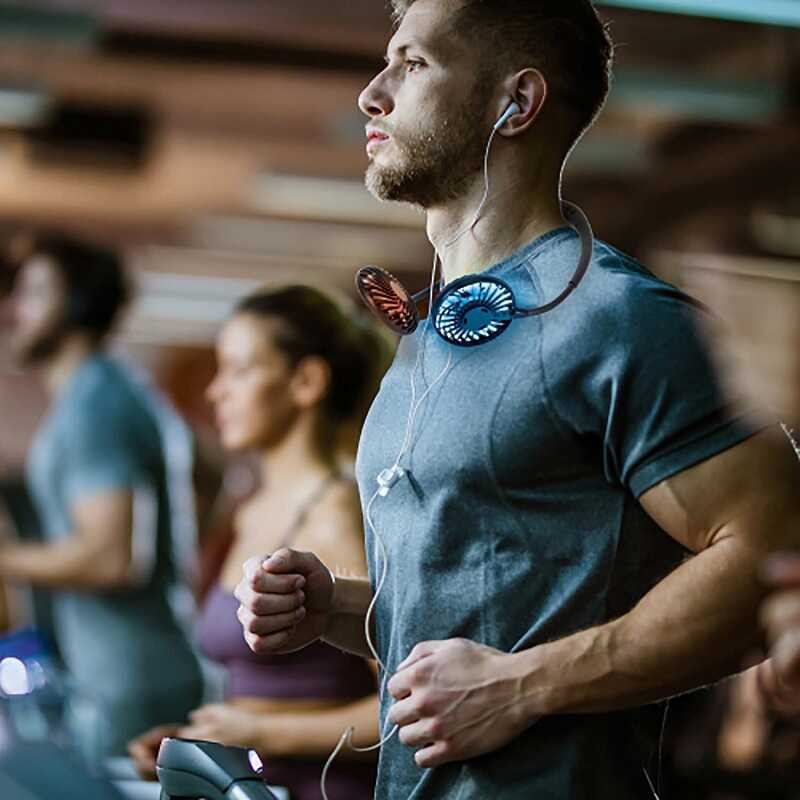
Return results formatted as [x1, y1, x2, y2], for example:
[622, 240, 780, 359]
[235, 547, 335, 654]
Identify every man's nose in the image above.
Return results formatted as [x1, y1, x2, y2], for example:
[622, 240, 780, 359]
[358, 70, 394, 118]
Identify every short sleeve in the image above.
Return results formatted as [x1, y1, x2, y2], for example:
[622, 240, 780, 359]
[545, 259, 762, 498]
[61, 399, 152, 503]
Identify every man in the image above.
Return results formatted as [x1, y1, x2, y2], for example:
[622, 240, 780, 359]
[1, 232, 203, 759]
[235, 1, 800, 797]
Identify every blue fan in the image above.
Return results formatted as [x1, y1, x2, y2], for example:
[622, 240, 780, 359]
[432, 275, 515, 346]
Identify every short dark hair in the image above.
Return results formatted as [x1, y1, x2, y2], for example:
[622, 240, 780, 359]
[235, 285, 390, 424]
[7, 231, 131, 341]
[391, 0, 614, 149]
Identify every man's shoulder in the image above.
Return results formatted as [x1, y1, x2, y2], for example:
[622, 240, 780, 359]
[587, 241, 690, 307]
[562, 239, 705, 335]
[64, 355, 154, 436]
[533, 238, 712, 386]
[72, 355, 143, 408]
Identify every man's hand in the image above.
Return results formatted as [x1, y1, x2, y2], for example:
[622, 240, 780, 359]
[387, 638, 533, 769]
[235, 547, 334, 654]
[761, 553, 800, 693]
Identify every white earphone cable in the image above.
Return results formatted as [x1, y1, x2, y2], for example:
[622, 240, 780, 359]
[321, 257, 454, 799]
[321, 107, 508, 800]
[441, 125, 499, 251]
[781, 423, 800, 460]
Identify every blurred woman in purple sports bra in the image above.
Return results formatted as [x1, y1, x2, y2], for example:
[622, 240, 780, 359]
[129, 285, 389, 800]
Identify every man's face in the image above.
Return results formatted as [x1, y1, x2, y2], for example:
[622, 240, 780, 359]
[359, 0, 494, 208]
[9, 256, 67, 365]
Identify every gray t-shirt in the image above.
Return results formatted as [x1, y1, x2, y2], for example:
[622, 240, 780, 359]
[27, 354, 202, 756]
[355, 228, 757, 799]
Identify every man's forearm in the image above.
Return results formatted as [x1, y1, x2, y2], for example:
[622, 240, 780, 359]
[322, 575, 375, 659]
[514, 535, 766, 720]
[0, 538, 131, 590]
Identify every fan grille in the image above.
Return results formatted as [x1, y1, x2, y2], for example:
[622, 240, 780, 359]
[434, 279, 514, 346]
[355, 266, 419, 335]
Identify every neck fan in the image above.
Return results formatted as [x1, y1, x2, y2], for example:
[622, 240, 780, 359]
[356, 201, 593, 347]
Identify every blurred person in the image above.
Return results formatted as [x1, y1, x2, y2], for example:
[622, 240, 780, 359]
[686, 268, 800, 709]
[758, 556, 800, 707]
[716, 663, 800, 791]
[0, 232, 203, 759]
[129, 286, 384, 800]
[235, 2, 800, 799]
[656, 668, 800, 800]
[687, 265, 800, 427]
[0, 502, 11, 632]
[0, 574, 8, 633]
[0, 472, 61, 648]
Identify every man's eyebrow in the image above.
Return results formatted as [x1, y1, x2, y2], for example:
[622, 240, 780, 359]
[384, 40, 439, 63]
[385, 44, 409, 63]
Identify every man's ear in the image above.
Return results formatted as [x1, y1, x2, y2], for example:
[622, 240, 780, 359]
[496, 69, 548, 136]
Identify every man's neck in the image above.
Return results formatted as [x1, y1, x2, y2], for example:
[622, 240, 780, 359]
[426, 164, 565, 285]
[39, 335, 96, 397]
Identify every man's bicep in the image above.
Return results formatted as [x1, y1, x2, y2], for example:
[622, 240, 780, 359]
[639, 426, 800, 554]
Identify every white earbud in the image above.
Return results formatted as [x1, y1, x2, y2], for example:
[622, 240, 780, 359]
[493, 101, 521, 131]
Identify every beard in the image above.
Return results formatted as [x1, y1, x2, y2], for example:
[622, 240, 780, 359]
[365, 85, 493, 209]
[11, 320, 67, 367]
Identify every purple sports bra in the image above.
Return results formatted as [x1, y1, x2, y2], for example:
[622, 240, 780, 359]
[197, 584, 376, 702]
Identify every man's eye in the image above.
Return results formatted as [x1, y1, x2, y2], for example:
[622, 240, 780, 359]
[405, 60, 424, 73]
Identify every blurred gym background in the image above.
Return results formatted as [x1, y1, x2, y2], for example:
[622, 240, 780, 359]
[0, 0, 796, 467]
